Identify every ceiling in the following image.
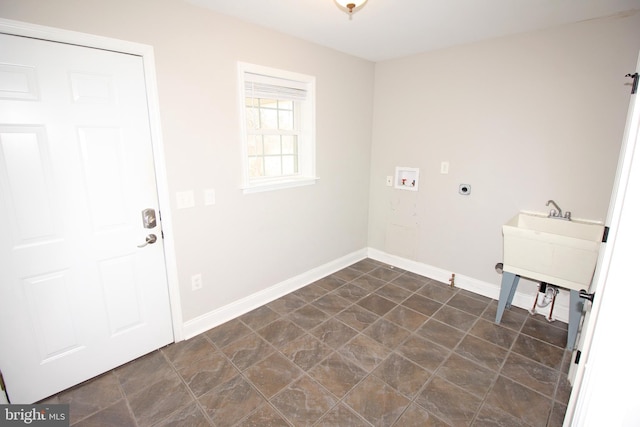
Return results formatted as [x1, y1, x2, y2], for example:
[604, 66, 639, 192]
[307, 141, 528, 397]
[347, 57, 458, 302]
[185, 0, 640, 62]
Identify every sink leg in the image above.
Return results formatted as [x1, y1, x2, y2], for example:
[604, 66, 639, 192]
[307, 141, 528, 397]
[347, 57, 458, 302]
[496, 272, 520, 324]
[567, 289, 585, 349]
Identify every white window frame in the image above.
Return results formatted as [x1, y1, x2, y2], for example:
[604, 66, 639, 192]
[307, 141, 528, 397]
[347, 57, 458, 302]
[238, 62, 317, 194]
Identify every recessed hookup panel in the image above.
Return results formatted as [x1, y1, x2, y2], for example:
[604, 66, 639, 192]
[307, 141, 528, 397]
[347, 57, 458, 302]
[395, 167, 419, 191]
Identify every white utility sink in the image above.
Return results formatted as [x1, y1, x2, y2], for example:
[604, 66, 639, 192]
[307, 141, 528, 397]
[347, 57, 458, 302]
[502, 213, 605, 291]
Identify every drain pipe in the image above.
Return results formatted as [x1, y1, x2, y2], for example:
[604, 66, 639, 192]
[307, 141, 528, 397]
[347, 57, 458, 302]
[537, 283, 558, 308]
[531, 282, 559, 322]
[495, 263, 559, 322]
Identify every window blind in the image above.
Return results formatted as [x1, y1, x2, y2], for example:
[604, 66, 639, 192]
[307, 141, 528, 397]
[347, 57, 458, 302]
[244, 72, 308, 101]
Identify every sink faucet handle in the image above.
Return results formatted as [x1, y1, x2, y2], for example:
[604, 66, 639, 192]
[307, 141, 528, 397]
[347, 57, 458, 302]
[546, 200, 562, 217]
[564, 211, 572, 220]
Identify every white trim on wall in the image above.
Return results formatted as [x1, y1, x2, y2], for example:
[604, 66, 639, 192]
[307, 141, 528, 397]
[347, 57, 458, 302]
[367, 248, 570, 323]
[184, 245, 571, 341]
[0, 18, 185, 341]
[182, 249, 368, 339]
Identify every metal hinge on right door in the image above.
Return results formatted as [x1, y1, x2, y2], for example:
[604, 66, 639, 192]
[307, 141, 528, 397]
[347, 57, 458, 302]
[574, 350, 582, 364]
[626, 72, 639, 94]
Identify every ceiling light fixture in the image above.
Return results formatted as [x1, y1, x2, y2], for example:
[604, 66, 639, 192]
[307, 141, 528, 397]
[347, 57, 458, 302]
[334, 0, 368, 19]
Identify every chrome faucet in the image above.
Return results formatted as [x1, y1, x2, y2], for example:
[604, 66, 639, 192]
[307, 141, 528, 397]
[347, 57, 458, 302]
[546, 200, 571, 220]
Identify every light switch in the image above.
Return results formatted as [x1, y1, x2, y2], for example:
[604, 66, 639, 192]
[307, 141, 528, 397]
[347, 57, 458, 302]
[204, 188, 216, 206]
[176, 190, 195, 209]
[440, 161, 449, 174]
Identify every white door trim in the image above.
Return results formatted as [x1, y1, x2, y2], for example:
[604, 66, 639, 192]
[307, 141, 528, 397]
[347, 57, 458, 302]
[0, 18, 184, 341]
[563, 53, 640, 425]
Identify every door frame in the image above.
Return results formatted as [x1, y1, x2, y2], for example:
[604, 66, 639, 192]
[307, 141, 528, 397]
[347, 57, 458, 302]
[563, 53, 640, 425]
[0, 18, 184, 341]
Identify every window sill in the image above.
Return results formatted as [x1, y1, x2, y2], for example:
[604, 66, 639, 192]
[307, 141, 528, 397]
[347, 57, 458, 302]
[242, 177, 319, 194]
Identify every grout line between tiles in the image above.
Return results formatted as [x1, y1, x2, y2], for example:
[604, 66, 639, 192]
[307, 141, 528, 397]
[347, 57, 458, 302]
[60, 260, 572, 427]
[158, 346, 216, 427]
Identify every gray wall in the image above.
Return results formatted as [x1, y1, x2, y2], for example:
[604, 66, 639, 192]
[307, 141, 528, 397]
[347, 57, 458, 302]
[368, 11, 640, 301]
[0, 0, 375, 322]
[2, 0, 639, 326]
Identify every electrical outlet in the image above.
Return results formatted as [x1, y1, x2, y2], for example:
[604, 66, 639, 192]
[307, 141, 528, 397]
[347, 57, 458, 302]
[191, 273, 202, 290]
[386, 176, 393, 186]
[440, 161, 449, 174]
[459, 184, 471, 195]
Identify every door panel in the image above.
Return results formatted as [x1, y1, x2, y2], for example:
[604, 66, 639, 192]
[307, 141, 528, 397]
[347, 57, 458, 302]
[79, 127, 128, 228]
[100, 254, 144, 335]
[26, 270, 81, 363]
[0, 33, 173, 403]
[0, 63, 39, 100]
[0, 127, 58, 243]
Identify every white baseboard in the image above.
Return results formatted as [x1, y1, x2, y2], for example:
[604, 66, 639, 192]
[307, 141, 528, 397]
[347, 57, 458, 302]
[182, 246, 569, 341]
[181, 249, 368, 340]
[367, 248, 569, 323]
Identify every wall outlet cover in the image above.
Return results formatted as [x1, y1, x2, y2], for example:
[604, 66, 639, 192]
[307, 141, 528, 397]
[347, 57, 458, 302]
[191, 273, 203, 290]
[440, 161, 449, 174]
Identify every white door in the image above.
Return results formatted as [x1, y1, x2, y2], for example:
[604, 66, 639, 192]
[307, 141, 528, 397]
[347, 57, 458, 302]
[0, 33, 174, 403]
[563, 55, 640, 425]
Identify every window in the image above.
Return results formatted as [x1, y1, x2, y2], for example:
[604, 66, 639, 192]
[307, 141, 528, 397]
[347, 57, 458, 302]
[238, 62, 316, 193]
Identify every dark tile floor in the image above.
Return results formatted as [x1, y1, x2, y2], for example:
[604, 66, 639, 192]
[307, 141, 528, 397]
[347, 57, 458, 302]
[43, 259, 572, 426]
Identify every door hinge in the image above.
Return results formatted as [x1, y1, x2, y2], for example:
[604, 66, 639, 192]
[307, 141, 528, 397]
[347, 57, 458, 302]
[574, 350, 582, 364]
[602, 226, 610, 243]
[579, 290, 595, 303]
[626, 72, 639, 95]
